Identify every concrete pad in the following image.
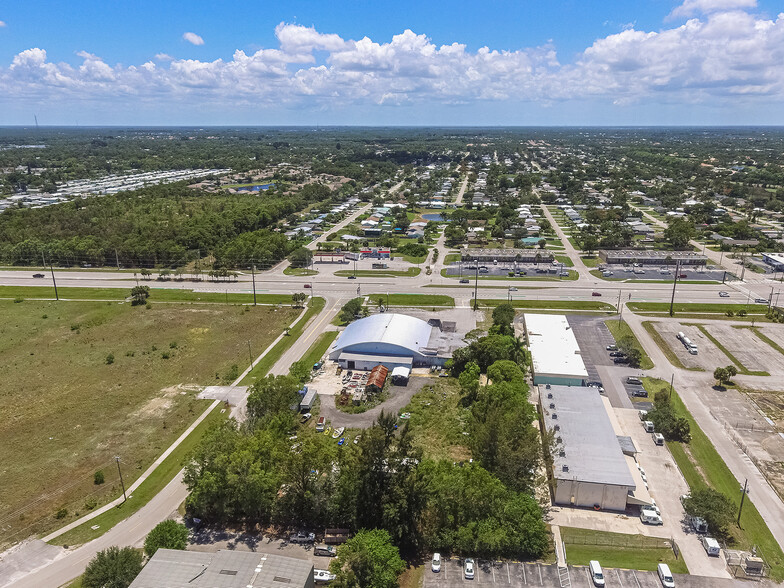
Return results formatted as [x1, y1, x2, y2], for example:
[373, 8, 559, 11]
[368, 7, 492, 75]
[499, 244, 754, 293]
[703, 324, 781, 374]
[0, 540, 64, 587]
[652, 322, 730, 370]
[756, 324, 784, 354]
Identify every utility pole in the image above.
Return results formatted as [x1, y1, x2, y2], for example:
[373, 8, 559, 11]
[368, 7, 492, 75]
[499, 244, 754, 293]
[115, 249, 120, 270]
[669, 261, 680, 317]
[738, 478, 749, 527]
[769, 286, 774, 310]
[669, 373, 674, 401]
[617, 289, 623, 323]
[115, 456, 127, 503]
[247, 340, 253, 365]
[473, 264, 479, 310]
[251, 264, 257, 306]
[48, 255, 59, 301]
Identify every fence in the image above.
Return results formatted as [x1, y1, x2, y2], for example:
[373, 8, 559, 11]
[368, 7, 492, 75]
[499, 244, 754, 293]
[560, 529, 674, 551]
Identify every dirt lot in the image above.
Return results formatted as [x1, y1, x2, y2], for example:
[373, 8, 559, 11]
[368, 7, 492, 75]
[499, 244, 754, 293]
[652, 322, 730, 370]
[703, 324, 782, 374]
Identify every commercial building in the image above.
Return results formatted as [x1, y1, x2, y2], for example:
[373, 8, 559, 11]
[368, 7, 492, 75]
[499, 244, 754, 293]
[461, 248, 554, 263]
[329, 313, 452, 370]
[524, 314, 588, 386]
[130, 549, 314, 588]
[539, 386, 639, 512]
[598, 250, 707, 266]
[762, 252, 784, 271]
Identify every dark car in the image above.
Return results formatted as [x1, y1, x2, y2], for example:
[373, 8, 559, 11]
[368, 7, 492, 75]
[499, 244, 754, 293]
[609, 351, 626, 357]
[32, 273, 45, 278]
[459, 279, 470, 283]
[347, 275, 357, 279]
[592, 292, 601, 297]
[585, 381, 603, 388]
[304, 284, 311, 288]
[613, 357, 629, 364]
[632, 389, 649, 398]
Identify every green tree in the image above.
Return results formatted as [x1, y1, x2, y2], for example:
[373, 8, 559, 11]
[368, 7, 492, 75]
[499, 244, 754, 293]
[144, 520, 189, 558]
[291, 292, 308, 307]
[725, 365, 738, 381]
[130, 285, 150, 306]
[339, 298, 364, 324]
[491, 304, 515, 336]
[713, 367, 729, 387]
[664, 218, 696, 250]
[246, 375, 301, 430]
[288, 246, 313, 269]
[329, 529, 406, 588]
[683, 488, 737, 537]
[83, 546, 143, 588]
[581, 234, 599, 255]
[617, 335, 642, 368]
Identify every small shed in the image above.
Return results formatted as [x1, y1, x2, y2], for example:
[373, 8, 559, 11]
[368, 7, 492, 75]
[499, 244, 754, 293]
[391, 366, 410, 385]
[300, 388, 317, 412]
[366, 365, 388, 393]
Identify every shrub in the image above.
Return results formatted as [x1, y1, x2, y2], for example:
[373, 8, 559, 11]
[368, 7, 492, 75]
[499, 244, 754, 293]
[13, 297, 23, 303]
[55, 508, 68, 519]
[94, 470, 105, 485]
[83, 546, 143, 588]
[105, 354, 115, 365]
[144, 520, 189, 558]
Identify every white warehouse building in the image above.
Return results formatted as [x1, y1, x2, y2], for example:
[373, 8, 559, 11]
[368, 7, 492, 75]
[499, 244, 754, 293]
[540, 385, 649, 511]
[524, 314, 588, 386]
[328, 313, 449, 371]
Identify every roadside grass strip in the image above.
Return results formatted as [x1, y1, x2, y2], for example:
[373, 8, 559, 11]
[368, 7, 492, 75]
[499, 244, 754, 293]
[605, 319, 654, 369]
[472, 299, 615, 312]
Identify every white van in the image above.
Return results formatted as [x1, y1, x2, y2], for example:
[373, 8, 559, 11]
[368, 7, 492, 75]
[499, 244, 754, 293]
[653, 433, 665, 445]
[643, 420, 655, 433]
[641, 508, 663, 525]
[638, 409, 648, 421]
[657, 563, 675, 587]
[702, 537, 720, 557]
[589, 560, 605, 586]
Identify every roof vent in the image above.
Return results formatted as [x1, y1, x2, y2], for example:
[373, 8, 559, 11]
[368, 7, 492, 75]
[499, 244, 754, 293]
[545, 384, 551, 389]
[552, 413, 557, 420]
[549, 402, 555, 409]
[562, 465, 569, 472]
[547, 392, 553, 399]
[559, 449, 566, 457]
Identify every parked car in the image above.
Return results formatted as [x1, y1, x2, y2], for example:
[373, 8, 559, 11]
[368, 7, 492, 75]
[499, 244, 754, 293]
[653, 433, 665, 445]
[627, 376, 642, 385]
[314, 544, 337, 557]
[289, 531, 316, 544]
[718, 291, 729, 297]
[632, 389, 648, 398]
[657, 563, 675, 588]
[609, 351, 625, 357]
[431, 553, 442, 573]
[586, 381, 603, 388]
[589, 560, 605, 587]
[606, 345, 618, 351]
[702, 536, 720, 557]
[691, 516, 708, 534]
[640, 508, 663, 525]
[464, 558, 475, 579]
[613, 357, 629, 364]
[592, 291, 602, 297]
[300, 413, 312, 424]
[638, 409, 648, 421]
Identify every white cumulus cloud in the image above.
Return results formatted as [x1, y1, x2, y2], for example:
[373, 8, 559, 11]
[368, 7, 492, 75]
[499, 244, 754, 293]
[669, 0, 757, 19]
[0, 3, 781, 118]
[182, 32, 204, 46]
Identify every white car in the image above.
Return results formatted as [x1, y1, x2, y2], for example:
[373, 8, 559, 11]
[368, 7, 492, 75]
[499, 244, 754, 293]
[718, 291, 730, 298]
[640, 507, 663, 525]
[431, 553, 441, 573]
[464, 557, 475, 579]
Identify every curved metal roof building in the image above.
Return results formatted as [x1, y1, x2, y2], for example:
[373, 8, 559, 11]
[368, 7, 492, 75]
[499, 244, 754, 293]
[329, 313, 434, 361]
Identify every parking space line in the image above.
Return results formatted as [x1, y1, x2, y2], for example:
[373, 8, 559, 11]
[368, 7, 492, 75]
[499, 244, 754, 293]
[632, 570, 642, 588]
[491, 562, 496, 583]
[506, 563, 511, 584]
[615, 568, 624, 587]
[521, 563, 526, 585]
[538, 564, 542, 585]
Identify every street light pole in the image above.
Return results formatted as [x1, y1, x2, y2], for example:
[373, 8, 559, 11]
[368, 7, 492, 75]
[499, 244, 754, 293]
[251, 264, 257, 306]
[115, 456, 127, 503]
[669, 261, 680, 317]
[738, 478, 749, 527]
[473, 264, 479, 311]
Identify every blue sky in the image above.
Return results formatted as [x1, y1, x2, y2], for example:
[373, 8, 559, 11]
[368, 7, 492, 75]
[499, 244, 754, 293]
[1, 0, 783, 125]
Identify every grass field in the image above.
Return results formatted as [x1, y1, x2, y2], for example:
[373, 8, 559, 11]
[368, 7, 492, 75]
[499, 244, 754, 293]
[0, 300, 298, 546]
[642, 378, 784, 579]
[560, 527, 688, 574]
[400, 378, 471, 462]
[473, 299, 616, 311]
[581, 256, 600, 267]
[283, 267, 318, 276]
[241, 298, 326, 384]
[443, 270, 580, 281]
[334, 268, 421, 278]
[554, 254, 574, 267]
[605, 319, 654, 369]
[444, 253, 461, 265]
[379, 294, 455, 307]
[0, 285, 295, 305]
[53, 403, 227, 547]
[298, 331, 339, 372]
[641, 321, 703, 371]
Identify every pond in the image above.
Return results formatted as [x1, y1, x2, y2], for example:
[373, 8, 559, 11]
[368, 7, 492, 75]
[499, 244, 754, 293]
[422, 213, 445, 221]
[237, 183, 275, 192]
[519, 237, 542, 245]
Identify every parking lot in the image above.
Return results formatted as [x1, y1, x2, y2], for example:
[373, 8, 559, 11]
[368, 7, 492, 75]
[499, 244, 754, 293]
[567, 315, 646, 409]
[423, 558, 746, 587]
[599, 265, 724, 282]
[445, 262, 569, 279]
[651, 322, 730, 371]
[703, 324, 784, 375]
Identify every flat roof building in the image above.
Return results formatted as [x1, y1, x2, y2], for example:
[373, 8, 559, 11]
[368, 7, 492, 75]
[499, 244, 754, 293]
[539, 386, 636, 512]
[762, 252, 784, 271]
[130, 549, 314, 588]
[524, 314, 588, 386]
[598, 249, 707, 266]
[461, 248, 554, 263]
